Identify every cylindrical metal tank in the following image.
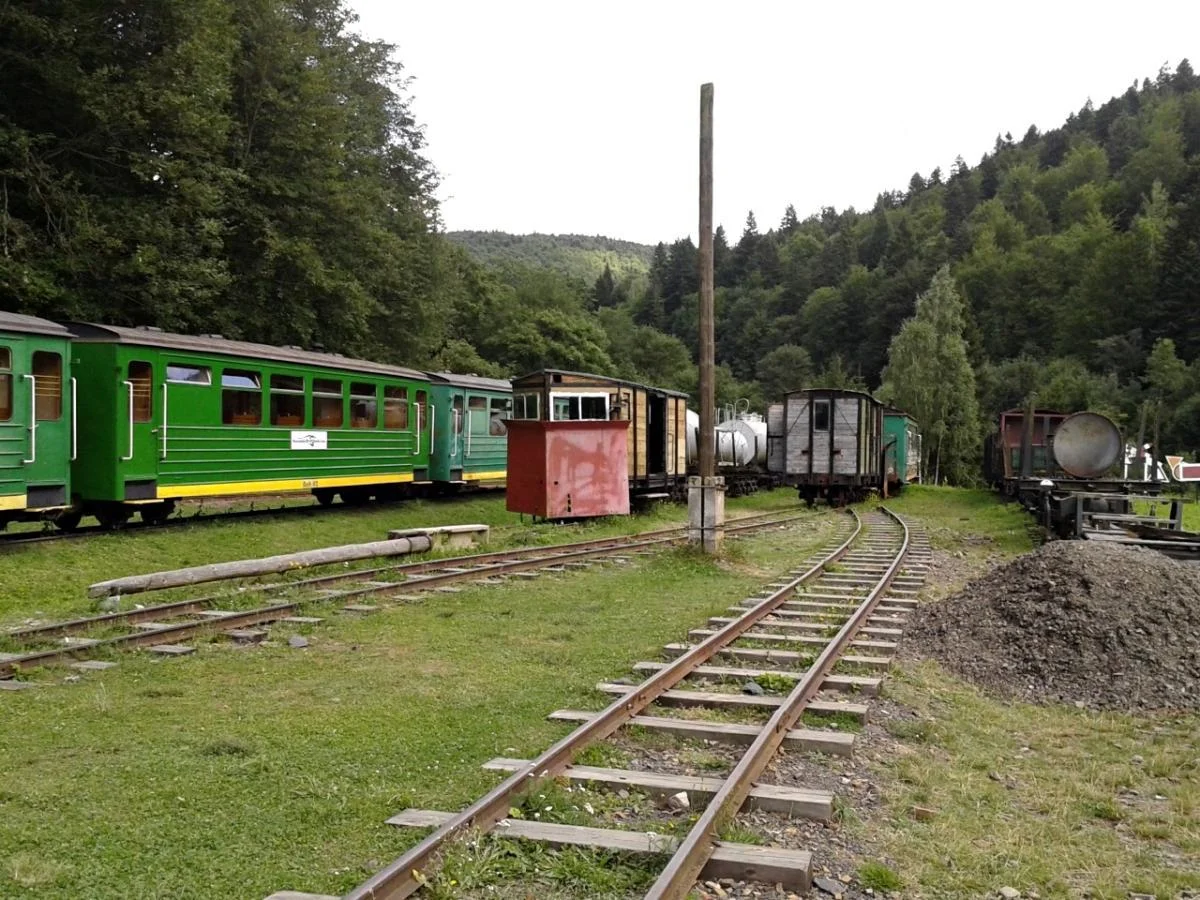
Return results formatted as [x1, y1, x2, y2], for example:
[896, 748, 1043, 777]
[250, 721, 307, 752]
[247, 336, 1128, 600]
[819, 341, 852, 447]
[716, 415, 767, 467]
[1052, 411, 1122, 478]
[686, 409, 699, 466]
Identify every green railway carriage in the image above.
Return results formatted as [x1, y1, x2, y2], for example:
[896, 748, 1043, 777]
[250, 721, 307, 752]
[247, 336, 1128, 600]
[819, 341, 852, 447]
[0, 312, 74, 526]
[427, 373, 510, 488]
[883, 408, 921, 493]
[67, 324, 433, 525]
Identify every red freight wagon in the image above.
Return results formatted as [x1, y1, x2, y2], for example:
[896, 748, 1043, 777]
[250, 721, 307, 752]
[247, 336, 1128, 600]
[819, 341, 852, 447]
[505, 419, 630, 518]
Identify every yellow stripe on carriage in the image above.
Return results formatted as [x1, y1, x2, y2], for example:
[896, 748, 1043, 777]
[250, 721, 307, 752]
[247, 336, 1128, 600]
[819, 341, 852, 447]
[462, 470, 507, 482]
[158, 473, 415, 499]
[0, 493, 28, 512]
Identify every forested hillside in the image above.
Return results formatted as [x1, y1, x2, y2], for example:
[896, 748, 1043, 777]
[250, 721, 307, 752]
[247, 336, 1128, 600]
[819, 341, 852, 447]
[448, 231, 652, 283]
[3, 3, 1199, 481]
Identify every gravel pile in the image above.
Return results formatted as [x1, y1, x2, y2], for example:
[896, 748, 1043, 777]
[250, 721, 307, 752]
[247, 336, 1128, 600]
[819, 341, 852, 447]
[907, 541, 1200, 711]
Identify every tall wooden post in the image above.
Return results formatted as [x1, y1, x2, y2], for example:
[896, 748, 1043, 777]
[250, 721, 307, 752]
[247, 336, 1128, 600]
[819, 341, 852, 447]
[698, 83, 715, 478]
[689, 82, 725, 552]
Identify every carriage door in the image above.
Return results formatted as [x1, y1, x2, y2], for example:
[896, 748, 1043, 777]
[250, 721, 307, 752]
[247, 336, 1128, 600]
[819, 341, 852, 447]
[448, 393, 465, 479]
[23, 348, 68, 501]
[121, 359, 158, 495]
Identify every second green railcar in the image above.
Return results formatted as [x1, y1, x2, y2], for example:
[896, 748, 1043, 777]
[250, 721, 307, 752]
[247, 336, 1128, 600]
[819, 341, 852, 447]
[68, 324, 434, 525]
[427, 373, 510, 489]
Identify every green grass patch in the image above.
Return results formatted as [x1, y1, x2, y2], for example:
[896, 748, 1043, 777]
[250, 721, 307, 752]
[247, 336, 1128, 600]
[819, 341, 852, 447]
[0, 512, 830, 899]
[864, 661, 1200, 898]
[884, 485, 1034, 555]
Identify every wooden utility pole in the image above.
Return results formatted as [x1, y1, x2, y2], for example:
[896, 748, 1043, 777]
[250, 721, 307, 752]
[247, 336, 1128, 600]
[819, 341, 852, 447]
[698, 83, 715, 478]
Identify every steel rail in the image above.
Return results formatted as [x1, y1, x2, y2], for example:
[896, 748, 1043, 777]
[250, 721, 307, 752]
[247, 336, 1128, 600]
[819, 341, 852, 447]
[3, 509, 802, 644]
[1, 511, 811, 678]
[342, 510, 866, 900]
[642, 507, 911, 900]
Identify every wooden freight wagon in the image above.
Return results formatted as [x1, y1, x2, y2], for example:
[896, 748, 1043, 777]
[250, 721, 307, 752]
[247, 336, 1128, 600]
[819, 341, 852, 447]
[67, 324, 433, 526]
[0, 312, 74, 527]
[509, 369, 688, 493]
[784, 388, 883, 506]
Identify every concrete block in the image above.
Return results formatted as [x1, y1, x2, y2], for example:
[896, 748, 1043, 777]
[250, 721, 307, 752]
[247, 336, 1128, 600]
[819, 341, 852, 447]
[388, 524, 489, 550]
[687, 475, 727, 553]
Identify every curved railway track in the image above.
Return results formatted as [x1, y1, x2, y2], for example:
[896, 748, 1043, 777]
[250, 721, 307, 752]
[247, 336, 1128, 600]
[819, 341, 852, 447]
[277, 506, 929, 900]
[0, 509, 810, 679]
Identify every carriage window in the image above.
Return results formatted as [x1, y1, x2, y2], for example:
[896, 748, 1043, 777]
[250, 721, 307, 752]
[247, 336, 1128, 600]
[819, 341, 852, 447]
[0, 348, 10, 422]
[32, 352, 62, 420]
[550, 393, 607, 421]
[167, 364, 211, 385]
[313, 378, 343, 428]
[350, 382, 377, 429]
[813, 400, 830, 431]
[489, 397, 508, 436]
[415, 390, 427, 432]
[383, 386, 408, 430]
[128, 361, 152, 423]
[222, 369, 261, 425]
[467, 396, 488, 434]
[270, 374, 305, 426]
[512, 393, 540, 420]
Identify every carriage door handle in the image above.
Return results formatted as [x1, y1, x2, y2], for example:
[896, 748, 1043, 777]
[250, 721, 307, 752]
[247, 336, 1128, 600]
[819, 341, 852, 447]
[22, 375, 36, 464]
[121, 380, 134, 461]
[161, 383, 168, 459]
[70, 378, 77, 461]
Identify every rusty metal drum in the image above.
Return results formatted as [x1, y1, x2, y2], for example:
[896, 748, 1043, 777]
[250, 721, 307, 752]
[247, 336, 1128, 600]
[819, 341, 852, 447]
[1052, 411, 1122, 478]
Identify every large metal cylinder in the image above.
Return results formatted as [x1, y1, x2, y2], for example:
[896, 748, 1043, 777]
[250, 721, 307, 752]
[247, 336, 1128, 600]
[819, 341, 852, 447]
[1052, 411, 1122, 478]
[716, 416, 767, 467]
[686, 409, 700, 465]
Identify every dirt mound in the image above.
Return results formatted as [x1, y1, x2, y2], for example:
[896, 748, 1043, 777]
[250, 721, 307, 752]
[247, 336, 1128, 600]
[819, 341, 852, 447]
[907, 541, 1200, 711]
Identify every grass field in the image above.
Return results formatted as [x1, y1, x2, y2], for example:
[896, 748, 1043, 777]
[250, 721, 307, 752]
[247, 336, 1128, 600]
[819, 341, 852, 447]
[0, 490, 833, 899]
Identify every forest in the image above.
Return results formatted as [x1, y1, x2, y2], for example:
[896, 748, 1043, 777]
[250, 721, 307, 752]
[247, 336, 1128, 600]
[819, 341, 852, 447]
[3, 0, 1200, 481]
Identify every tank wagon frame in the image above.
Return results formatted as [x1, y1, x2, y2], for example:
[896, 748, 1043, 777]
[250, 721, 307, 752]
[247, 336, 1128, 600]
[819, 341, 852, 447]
[984, 407, 1167, 538]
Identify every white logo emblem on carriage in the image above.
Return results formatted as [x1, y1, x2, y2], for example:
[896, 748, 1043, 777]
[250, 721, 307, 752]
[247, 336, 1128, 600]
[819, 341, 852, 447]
[290, 431, 328, 450]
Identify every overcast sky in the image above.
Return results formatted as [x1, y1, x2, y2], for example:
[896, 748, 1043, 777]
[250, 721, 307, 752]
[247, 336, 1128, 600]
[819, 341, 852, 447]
[350, 1, 1200, 245]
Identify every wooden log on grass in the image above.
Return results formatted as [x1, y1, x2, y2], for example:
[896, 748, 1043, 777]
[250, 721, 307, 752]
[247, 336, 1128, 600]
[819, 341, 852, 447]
[87, 536, 433, 598]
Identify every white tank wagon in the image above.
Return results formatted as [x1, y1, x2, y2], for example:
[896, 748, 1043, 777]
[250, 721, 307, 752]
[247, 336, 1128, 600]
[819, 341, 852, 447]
[685, 402, 786, 495]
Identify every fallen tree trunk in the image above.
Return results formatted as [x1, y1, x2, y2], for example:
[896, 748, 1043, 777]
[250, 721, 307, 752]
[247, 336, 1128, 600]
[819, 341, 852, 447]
[88, 536, 433, 598]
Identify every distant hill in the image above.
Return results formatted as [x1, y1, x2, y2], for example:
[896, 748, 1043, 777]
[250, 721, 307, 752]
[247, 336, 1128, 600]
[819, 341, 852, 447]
[447, 231, 654, 283]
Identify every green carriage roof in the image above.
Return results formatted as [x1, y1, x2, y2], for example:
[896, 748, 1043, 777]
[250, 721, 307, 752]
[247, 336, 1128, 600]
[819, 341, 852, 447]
[0, 311, 72, 338]
[67, 323, 430, 382]
[427, 371, 512, 392]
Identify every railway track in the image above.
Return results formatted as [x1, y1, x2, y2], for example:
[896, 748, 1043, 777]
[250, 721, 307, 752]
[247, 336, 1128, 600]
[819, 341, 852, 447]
[0, 509, 810, 680]
[271, 506, 929, 900]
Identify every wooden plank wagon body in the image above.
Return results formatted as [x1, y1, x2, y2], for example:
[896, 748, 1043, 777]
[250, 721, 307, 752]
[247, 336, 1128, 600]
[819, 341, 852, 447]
[506, 369, 688, 517]
[783, 388, 883, 506]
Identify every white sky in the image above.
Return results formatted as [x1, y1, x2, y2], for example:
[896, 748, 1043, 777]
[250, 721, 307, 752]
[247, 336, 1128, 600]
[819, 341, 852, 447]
[350, 0, 1200, 245]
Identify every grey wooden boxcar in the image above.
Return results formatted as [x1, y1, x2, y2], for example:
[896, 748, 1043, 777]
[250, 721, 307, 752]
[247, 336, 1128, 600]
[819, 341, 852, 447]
[783, 388, 884, 506]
